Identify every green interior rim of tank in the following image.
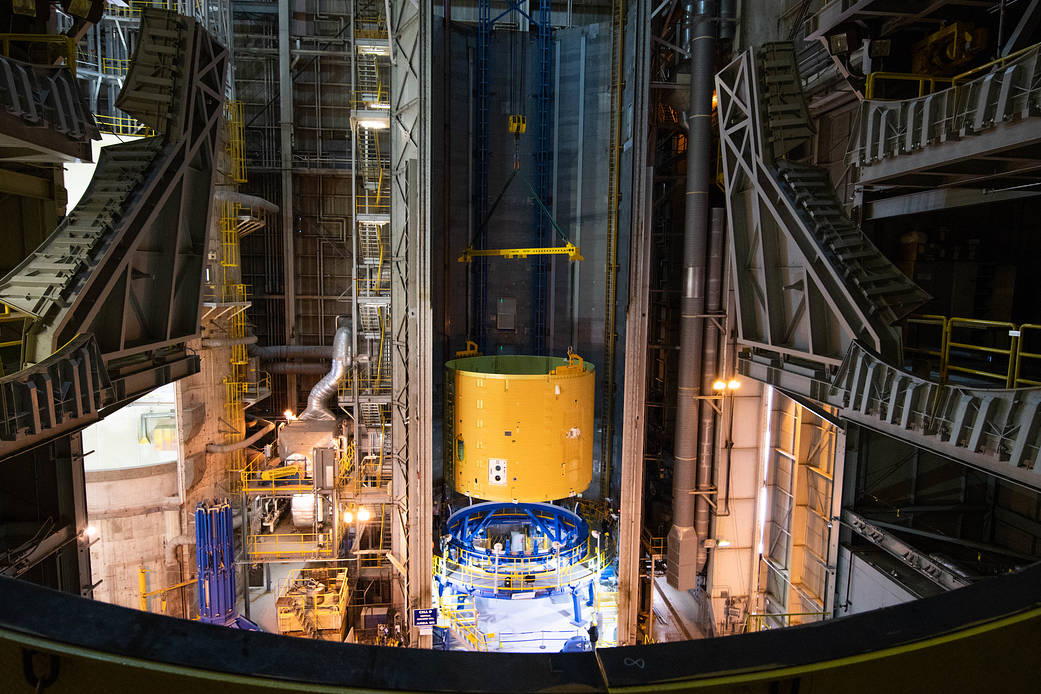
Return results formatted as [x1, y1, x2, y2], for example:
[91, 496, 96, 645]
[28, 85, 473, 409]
[445, 354, 594, 376]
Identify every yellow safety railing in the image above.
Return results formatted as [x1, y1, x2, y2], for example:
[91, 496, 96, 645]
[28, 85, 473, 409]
[903, 314, 1039, 388]
[435, 548, 602, 596]
[243, 371, 271, 402]
[138, 566, 197, 614]
[107, 0, 177, 19]
[949, 41, 1041, 85]
[0, 303, 30, 375]
[864, 72, 954, 100]
[904, 314, 947, 363]
[337, 440, 356, 487]
[246, 532, 333, 560]
[239, 467, 312, 494]
[101, 57, 129, 76]
[866, 42, 1041, 101]
[435, 581, 492, 651]
[945, 318, 1018, 388]
[744, 611, 828, 632]
[641, 529, 665, 557]
[0, 33, 77, 75]
[94, 113, 155, 137]
[1015, 324, 1041, 387]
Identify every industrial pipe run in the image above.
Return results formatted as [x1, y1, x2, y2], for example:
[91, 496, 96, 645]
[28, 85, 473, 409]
[205, 418, 275, 454]
[668, 0, 718, 590]
[299, 322, 352, 421]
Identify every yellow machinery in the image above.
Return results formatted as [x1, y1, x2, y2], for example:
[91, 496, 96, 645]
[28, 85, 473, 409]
[445, 353, 594, 502]
[260, 464, 304, 481]
[911, 23, 988, 75]
[275, 567, 349, 641]
[508, 114, 526, 134]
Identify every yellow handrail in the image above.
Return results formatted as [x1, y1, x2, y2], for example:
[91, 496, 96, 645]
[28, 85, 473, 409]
[945, 318, 1018, 388]
[864, 72, 954, 100]
[0, 33, 77, 76]
[1015, 324, 1041, 388]
[865, 42, 1041, 101]
[905, 314, 1030, 388]
[951, 41, 1041, 84]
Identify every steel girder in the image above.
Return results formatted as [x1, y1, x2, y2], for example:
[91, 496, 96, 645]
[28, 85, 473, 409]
[390, 0, 433, 647]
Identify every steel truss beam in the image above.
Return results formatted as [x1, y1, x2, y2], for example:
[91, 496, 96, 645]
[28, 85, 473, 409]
[390, 0, 432, 647]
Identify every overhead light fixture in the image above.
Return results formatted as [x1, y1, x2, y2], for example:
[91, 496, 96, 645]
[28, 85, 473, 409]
[357, 507, 372, 522]
[869, 39, 891, 58]
[83, 525, 99, 539]
[716, 539, 732, 548]
[344, 510, 354, 523]
[829, 32, 850, 55]
[727, 379, 741, 391]
[712, 379, 727, 391]
[356, 39, 391, 56]
[352, 109, 391, 130]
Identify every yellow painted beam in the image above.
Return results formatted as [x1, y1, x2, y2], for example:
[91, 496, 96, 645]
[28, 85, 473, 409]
[457, 242, 583, 263]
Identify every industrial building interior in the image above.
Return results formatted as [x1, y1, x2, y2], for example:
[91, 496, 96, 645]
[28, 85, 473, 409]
[3, 0, 1041, 690]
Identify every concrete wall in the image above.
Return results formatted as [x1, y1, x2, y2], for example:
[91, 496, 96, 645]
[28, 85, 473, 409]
[86, 462, 186, 615]
[706, 378, 766, 634]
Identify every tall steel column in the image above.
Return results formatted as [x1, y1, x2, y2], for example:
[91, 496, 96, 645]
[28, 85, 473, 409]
[667, 0, 716, 591]
[391, 0, 432, 648]
[618, 0, 653, 644]
[278, 0, 298, 410]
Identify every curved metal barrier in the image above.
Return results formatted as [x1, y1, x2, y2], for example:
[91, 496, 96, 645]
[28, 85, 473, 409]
[2, 561, 1041, 692]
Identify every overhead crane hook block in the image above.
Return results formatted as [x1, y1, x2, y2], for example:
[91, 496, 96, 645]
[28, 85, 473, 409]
[508, 114, 526, 134]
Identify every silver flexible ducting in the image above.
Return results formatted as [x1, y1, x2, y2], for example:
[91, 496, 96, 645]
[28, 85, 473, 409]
[205, 418, 275, 454]
[265, 362, 332, 375]
[212, 189, 280, 214]
[200, 335, 257, 348]
[299, 323, 351, 421]
[251, 344, 334, 360]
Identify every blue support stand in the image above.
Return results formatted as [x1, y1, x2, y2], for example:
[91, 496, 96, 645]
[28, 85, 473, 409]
[586, 581, 595, 607]
[196, 502, 260, 631]
[571, 588, 583, 626]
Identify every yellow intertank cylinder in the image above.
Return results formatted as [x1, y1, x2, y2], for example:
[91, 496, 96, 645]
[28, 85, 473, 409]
[445, 354, 595, 502]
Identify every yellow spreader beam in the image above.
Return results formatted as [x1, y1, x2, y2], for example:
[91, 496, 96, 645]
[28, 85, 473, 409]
[458, 241, 583, 263]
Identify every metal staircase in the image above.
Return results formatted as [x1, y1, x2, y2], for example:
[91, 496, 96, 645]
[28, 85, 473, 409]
[0, 138, 162, 321]
[719, 42, 1041, 490]
[0, 9, 228, 461]
[774, 160, 928, 329]
[756, 42, 815, 160]
[439, 591, 489, 651]
[717, 42, 929, 383]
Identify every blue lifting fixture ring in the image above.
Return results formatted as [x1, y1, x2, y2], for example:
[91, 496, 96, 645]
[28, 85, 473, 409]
[437, 502, 597, 601]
